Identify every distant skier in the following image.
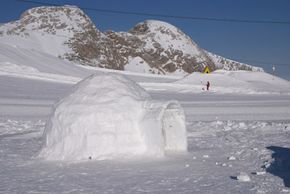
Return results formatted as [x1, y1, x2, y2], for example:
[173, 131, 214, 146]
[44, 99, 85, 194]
[206, 81, 210, 91]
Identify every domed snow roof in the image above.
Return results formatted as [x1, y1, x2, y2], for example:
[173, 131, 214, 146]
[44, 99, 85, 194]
[39, 74, 187, 161]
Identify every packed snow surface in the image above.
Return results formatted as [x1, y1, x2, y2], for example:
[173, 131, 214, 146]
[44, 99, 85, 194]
[39, 74, 187, 161]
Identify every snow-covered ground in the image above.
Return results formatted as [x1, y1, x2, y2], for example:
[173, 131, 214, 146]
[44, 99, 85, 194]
[1, 49, 290, 193]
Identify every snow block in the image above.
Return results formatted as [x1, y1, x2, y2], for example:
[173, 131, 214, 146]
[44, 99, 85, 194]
[39, 74, 187, 161]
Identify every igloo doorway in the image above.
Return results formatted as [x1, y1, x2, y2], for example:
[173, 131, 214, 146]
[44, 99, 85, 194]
[162, 104, 187, 152]
[141, 101, 187, 156]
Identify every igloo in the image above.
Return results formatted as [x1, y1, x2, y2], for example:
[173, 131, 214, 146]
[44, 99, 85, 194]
[39, 74, 187, 161]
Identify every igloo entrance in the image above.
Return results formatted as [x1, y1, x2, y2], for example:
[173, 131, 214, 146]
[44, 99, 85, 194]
[140, 101, 187, 156]
[162, 104, 187, 152]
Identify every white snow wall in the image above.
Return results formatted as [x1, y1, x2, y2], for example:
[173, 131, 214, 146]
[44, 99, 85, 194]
[141, 101, 187, 154]
[39, 74, 187, 161]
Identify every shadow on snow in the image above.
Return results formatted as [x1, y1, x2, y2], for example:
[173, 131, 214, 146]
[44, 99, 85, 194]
[266, 146, 290, 188]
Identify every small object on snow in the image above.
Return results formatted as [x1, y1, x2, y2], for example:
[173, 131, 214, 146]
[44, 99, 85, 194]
[264, 163, 271, 169]
[223, 126, 232, 131]
[282, 188, 290, 192]
[88, 156, 92, 160]
[185, 164, 190, 168]
[222, 163, 227, 167]
[238, 122, 247, 129]
[203, 155, 209, 158]
[215, 120, 223, 125]
[228, 156, 236, 161]
[253, 171, 266, 176]
[237, 172, 251, 182]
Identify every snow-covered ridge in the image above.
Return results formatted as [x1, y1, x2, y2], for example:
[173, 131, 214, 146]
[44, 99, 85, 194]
[126, 20, 215, 74]
[2, 5, 95, 36]
[206, 51, 264, 72]
[132, 20, 202, 57]
[0, 5, 103, 57]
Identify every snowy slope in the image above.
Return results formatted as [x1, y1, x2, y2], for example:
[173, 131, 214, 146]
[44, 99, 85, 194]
[0, 34, 289, 95]
[0, 42, 93, 83]
[174, 70, 290, 94]
[206, 51, 264, 72]
[0, 42, 89, 77]
[1, 41, 289, 94]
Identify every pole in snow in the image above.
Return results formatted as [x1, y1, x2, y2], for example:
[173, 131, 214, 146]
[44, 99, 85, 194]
[272, 65, 275, 80]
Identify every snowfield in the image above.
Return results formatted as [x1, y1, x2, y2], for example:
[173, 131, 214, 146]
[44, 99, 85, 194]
[0, 46, 290, 193]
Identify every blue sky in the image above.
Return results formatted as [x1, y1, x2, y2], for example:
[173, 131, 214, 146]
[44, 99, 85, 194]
[1, 0, 290, 80]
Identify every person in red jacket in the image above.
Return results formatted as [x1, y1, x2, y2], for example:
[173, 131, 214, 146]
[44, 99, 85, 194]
[206, 81, 210, 91]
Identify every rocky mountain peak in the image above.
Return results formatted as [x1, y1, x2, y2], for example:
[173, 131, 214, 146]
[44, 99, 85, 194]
[128, 20, 215, 73]
[3, 5, 99, 37]
[130, 20, 198, 51]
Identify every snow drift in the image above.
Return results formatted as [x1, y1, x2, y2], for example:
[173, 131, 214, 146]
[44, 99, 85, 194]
[39, 74, 187, 161]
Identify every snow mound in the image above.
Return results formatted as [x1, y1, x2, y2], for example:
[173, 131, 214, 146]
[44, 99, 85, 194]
[39, 74, 187, 161]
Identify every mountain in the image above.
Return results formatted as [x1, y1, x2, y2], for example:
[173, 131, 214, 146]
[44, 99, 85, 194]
[0, 5, 263, 75]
